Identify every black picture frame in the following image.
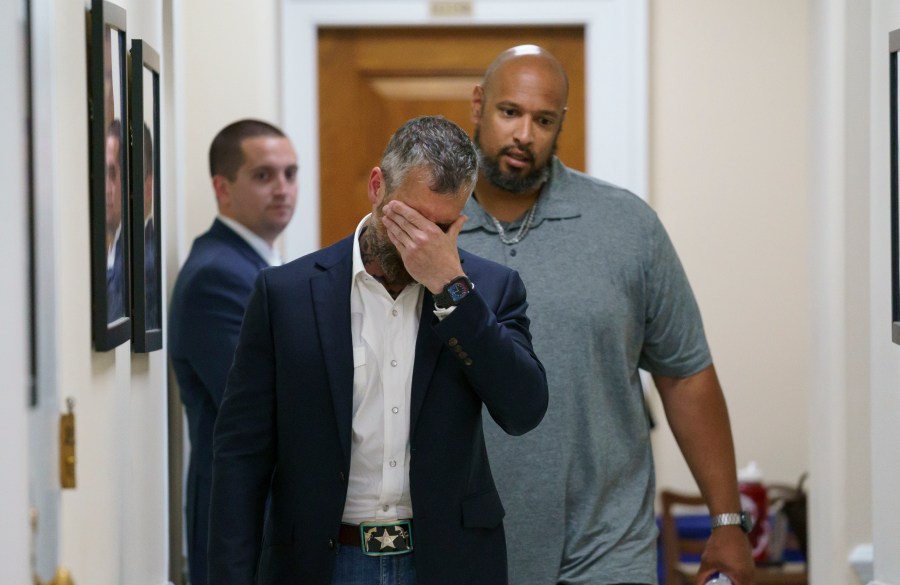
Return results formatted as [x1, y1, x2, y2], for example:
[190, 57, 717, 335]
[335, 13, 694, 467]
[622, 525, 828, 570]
[129, 40, 162, 353]
[88, 0, 130, 351]
[891, 29, 900, 344]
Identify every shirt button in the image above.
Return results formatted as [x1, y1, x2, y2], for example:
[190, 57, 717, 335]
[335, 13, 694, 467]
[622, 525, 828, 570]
[383, 505, 390, 512]
[510, 248, 517, 257]
[392, 407, 399, 414]
[392, 309, 398, 316]
[389, 460, 397, 467]
[391, 359, 398, 367]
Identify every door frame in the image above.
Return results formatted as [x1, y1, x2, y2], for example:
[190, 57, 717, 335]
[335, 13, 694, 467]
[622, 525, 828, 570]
[280, 0, 648, 259]
[1, 0, 33, 582]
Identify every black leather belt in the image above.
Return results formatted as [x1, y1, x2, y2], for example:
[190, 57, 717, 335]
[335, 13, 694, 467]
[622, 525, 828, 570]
[338, 523, 363, 546]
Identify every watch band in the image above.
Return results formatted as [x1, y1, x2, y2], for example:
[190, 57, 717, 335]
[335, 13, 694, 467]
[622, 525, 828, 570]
[710, 511, 751, 533]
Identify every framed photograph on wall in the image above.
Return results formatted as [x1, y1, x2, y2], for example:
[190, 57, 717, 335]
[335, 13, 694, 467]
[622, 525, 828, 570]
[130, 40, 162, 353]
[891, 28, 900, 344]
[88, 0, 130, 351]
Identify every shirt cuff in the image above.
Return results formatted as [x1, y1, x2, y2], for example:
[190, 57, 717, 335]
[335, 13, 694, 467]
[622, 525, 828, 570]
[433, 305, 456, 321]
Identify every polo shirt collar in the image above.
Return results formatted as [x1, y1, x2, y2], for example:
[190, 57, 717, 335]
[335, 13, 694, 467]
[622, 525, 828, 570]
[461, 157, 581, 234]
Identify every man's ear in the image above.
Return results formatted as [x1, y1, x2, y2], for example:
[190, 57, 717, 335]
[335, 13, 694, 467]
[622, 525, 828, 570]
[212, 175, 230, 210]
[471, 85, 485, 124]
[367, 167, 385, 207]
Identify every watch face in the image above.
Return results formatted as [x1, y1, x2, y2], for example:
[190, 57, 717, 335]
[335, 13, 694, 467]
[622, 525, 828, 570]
[740, 511, 753, 533]
[448, 282, 469, 302]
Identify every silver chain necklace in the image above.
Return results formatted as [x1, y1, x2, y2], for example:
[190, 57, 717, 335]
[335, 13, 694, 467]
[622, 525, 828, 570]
[489, 202, 538, 245]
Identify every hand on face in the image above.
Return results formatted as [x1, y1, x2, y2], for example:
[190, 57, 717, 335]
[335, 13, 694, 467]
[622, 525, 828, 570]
[380, 200, 467, 294]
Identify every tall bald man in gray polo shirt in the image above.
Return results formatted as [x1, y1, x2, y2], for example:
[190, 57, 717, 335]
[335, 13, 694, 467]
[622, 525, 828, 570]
[457, 45, 756, 585]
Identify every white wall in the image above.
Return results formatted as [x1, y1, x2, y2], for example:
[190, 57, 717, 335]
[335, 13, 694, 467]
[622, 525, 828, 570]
[178, 0, 281, 261]
[648, 2, 812, 491]
[0, 0, 33, 582]
[28, 0, 170, 583]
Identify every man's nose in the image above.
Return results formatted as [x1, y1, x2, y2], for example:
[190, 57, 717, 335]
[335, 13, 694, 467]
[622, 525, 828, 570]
[273, 172, 291, 196]
[512, 116, 534, 147]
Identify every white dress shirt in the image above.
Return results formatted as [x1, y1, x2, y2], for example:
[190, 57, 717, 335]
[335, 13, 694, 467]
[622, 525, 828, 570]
[217, 215, 282, 266]
[106, 224, 122, 271]
[341, 214, 426, 524]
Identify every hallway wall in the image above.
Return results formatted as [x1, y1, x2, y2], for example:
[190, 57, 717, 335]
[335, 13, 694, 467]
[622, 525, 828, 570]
[26, 0, 170, 583]
[176, 0, 280, 267]
[648, 2, 812, 491]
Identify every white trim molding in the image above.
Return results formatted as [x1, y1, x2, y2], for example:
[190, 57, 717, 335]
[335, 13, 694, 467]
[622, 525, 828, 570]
[849, 544, 874, 584]
[281, 0, 648, 259]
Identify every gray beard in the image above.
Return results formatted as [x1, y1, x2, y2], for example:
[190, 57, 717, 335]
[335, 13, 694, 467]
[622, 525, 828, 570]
[367, 221, 415, 287]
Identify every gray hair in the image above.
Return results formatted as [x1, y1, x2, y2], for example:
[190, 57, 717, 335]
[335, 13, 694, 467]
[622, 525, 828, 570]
[380, 116, 478, 198]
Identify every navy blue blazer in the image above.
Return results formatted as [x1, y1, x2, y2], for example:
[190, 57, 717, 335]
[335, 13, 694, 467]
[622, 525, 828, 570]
[169, 219, 269, 585]
[208, 235, 549, 585]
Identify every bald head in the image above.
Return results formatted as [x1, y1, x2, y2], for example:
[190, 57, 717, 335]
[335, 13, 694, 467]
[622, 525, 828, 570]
[481, 44, 569, 105]
[470, 45, 568, 198]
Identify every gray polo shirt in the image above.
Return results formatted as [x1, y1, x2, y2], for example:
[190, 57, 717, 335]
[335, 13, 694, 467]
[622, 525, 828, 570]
[458, 158, 711, 585]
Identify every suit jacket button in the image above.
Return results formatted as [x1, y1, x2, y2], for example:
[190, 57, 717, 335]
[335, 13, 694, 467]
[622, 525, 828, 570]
[464, 358, 473, 366]
[329, 539, 336, 549]
[448, 337, 458, 347]
[340, 472, 346, 482]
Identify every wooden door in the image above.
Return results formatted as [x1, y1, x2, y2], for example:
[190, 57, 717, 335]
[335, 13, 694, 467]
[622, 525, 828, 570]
[318, 27, 585, 247]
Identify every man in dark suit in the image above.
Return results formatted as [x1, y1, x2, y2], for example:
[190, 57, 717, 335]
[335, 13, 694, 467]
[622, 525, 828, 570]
[169, 119, 298, 585]
[105, 119, 126, 323]
[208, 116, 549, 584]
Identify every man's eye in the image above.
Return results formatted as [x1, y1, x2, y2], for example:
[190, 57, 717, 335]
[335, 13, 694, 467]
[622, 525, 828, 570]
[255, 171, 270, 181]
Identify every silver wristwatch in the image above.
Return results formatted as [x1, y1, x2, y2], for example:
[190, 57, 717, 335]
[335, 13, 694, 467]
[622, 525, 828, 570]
[710, 511, 752, 533]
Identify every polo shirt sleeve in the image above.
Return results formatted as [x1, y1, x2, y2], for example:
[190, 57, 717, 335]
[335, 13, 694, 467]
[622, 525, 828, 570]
[637, 215, 713, 377]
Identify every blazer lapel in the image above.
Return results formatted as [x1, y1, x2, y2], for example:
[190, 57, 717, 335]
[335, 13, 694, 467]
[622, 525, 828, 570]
[310, 240, 354, 464]
[409, 288, 444, 439]
[410, 253, 468, 436]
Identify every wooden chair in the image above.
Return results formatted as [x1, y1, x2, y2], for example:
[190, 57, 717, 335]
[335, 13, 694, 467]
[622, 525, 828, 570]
[659, 488, 808, 585]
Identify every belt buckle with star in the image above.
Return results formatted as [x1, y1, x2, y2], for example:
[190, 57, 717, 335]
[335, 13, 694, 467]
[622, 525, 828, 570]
[359, 519, 413, 556]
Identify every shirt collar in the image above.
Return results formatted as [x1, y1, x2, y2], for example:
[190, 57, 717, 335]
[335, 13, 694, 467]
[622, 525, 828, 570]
[351, 214, 371, 280]
[217, 215, 282, 266]
[461, 157, 581, 233]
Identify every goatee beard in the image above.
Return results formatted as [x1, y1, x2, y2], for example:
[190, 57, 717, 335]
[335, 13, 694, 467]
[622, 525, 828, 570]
[474, 127, 553, 194]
